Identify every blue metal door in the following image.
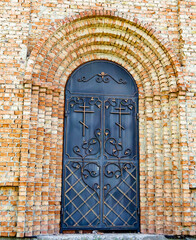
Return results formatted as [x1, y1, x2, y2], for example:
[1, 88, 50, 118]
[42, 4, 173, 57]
[61, 60, 139, 231]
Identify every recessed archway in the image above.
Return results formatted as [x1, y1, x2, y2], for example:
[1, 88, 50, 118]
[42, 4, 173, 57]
[19, 10, 184, 236]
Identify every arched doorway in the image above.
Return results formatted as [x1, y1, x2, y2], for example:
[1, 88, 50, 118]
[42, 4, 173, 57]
[61, 60, 140, 232]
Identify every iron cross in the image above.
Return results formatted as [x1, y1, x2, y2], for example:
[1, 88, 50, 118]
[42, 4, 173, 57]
[111, 104, 130, 137]
[74, 102, 94, 137]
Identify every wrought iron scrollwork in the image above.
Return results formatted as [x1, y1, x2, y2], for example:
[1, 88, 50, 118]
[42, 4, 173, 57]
[69, 97, 84, 108]
[123, 162, 135, 172]
[104, 129, 131, 159]
[120, 98, 135, 110]
[69, 96, 102, 109]
[89, 97, 102, 108]
[78, 72, 127, 84]
[105, 98, 135, 110]
[73, 128, 101, 159]
[82, 163, 100, 195]
[72, 161, 100, 197]
[103, 162, 136, 197]
[103, 163, 122, 196]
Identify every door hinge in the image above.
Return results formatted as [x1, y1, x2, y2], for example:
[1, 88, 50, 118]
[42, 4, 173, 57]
[137, 208, 140, 215]
[64, 111, 68, 117]
[61, 207, 64, 215]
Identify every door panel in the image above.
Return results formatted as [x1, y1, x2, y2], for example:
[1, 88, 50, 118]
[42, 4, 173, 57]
[61, 60, 139, 231]
[63, 161, 100, 227]
[65, 96, 102, 160]
[104, 98, 137, 161]
[103, 161, 137, 227]
[103, 97, 138, 229]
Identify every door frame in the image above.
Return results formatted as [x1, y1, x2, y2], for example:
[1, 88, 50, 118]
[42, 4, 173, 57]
[60, 60, 140, 233]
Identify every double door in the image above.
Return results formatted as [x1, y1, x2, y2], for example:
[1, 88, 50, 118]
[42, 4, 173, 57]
[61, 60, 139, 231]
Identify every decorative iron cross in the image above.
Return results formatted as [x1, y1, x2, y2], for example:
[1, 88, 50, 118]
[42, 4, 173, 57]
[111, 104, 130, 137]
[74, 102, 94, 137]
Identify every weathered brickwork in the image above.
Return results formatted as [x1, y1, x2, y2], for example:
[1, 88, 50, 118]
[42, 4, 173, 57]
[0, 0, 195, 237]
[0, 0, 30, 185]
[0, 187, 18, 237]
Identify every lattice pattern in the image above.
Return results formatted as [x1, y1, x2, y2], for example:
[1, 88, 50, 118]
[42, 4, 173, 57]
[64, 162, 100, 227]
[103, 163, 137, 227]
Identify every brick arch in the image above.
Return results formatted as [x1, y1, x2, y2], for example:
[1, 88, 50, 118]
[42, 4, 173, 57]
[19, 11, 184, 237]
[25, 11, 182, 93]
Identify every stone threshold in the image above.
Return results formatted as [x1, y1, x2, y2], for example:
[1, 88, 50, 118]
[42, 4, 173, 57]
[36, 234, 167, 240]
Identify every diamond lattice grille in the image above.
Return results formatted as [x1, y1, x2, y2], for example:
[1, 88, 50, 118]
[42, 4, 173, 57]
[64, 162, 100, 227]
[103, 164, 137, 227]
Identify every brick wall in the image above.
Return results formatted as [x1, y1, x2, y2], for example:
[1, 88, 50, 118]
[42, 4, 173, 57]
[0, 0, 30, 185]
[0, 187, 18, 237]
[0, 0, 195, 237]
